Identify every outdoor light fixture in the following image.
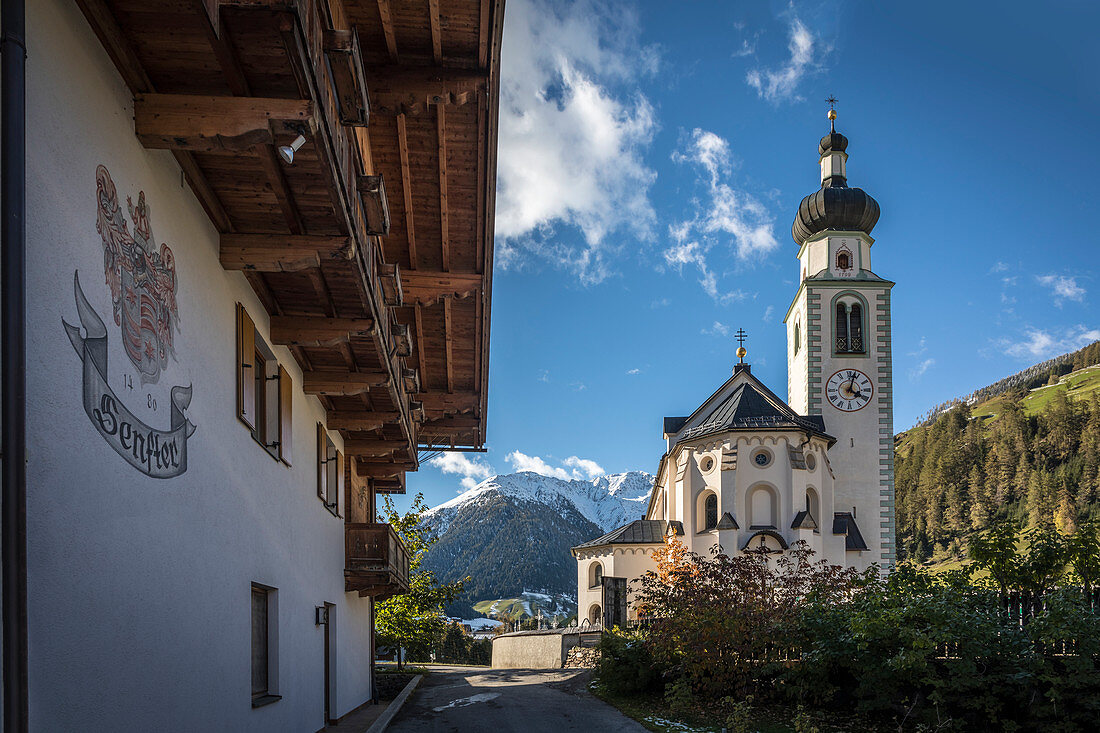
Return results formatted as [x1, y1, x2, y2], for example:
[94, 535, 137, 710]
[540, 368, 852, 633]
[315, 606, 329, 626]
[278, 134, 307, 165]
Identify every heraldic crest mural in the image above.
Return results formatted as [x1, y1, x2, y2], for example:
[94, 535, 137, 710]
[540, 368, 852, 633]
[63, 165, 196, 478]
[96, 164, 178, 384]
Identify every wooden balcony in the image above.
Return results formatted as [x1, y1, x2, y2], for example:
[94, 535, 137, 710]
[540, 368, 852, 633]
[345, 523, 410, 600]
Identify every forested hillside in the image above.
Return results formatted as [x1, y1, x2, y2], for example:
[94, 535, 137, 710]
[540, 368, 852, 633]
[896, 340, 1100, 562]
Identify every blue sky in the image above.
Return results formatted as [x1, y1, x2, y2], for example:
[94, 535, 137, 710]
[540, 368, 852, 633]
[398, 0, 1100, 512]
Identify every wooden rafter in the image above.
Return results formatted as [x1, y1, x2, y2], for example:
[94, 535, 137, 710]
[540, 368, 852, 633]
[401, 271, 480, 305]
[343, 440, 409, 457]
[414, 306, 428, 390]
[437, 103, 450, 271]
[258, 144, 306, 235]
[443, 297, 454, 393]
[367, 66, 487, 115]
[376, 0, 398, 60]
[429, 0, 443, 63]
[133, 94, 314, 153]
[220, 234, 353, 272]
[304, 371, 390, 396]
[356, 461, 416, 478]
[420, 391, 478, 415]
[396, 113, 417, 269]
[269, 316, 375, 347]
[327, 411, 401, 431]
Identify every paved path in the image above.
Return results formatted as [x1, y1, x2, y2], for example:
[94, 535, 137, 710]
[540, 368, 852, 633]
[385, 666, 649, 733]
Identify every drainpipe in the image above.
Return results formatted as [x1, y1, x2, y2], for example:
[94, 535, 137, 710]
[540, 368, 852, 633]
[1, 0, 29, 729]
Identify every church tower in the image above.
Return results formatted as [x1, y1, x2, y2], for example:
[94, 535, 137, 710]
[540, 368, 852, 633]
[784, 107, 895, 568]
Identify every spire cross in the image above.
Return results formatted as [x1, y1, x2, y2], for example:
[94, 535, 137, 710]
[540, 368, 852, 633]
[735, 328, 748, 347]
[826, 95, 838, 132]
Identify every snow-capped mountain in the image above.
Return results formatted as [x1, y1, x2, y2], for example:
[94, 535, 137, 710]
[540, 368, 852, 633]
[420, 470, 653, 618]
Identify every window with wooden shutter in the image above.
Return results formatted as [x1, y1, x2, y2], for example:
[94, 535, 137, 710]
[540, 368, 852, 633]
[278, 365, 292, 465]
[334, 450, 344, 517]
[237, 304, 256, 429]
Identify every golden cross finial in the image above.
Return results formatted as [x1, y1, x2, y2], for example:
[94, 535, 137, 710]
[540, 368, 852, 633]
[735, 328, 748, 363]
[826, 95, 838, 131]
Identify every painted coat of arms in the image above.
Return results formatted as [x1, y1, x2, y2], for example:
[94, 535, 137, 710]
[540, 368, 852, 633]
[64, 166, 196, 478]
[96, 164, 178, 384]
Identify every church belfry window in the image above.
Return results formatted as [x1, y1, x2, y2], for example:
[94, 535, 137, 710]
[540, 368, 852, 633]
[836, 251, 851, 270]
[794, 321, 801, 355]
[835, 299, 865, 354]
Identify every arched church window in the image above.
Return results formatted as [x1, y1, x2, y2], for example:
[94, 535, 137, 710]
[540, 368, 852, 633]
[590, 562, 603, 588]
[835, 299, 866, 354]
[836, 251, 851, 270]
[704, 493, 718, 530]
[806, 487, 820, 525]
[794, 321, 801, 355]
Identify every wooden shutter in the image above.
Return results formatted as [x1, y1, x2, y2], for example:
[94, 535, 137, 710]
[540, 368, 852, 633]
[335, 450, 345, 516]
[237, 304, 256, 429]
[317, 423, 326, 499]
[278, 365, 293, 465]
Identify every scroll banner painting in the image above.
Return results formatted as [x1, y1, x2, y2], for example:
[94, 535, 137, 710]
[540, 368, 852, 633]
[62, 165, 196, 478]
[65, 273, 196, 478]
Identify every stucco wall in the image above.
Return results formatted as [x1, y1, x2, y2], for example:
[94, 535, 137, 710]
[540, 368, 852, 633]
[24, 2, 374, 730]
[491, 631, 579, 669]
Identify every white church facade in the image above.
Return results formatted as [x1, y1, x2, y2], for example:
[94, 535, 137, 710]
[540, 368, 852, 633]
[573, 113, 895, 627]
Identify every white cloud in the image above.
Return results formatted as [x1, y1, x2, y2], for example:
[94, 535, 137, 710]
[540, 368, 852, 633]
[429, 452, 494, 490]
[563, 456, 605, 479]
[537, 369, 550, 383]
[702, 321, 729, 337]
[494, 0, 658, 285]
[990, 261, 1009, 273]
[626, 368, 641, 375]
[763, 305, 775, 322]
[908, 358, 935, 380]
[1001, 326, 1100, 360]
[664, 129, 778, 302]
[506, 451, 605, 481]
[745, 18, 818, 103]
[1037, 275, 1085, 305]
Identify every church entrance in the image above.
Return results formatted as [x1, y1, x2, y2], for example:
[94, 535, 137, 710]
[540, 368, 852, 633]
[602, 577, 627, 628]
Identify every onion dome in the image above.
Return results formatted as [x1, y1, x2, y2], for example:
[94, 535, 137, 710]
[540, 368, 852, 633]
[792, 111, 879, 246]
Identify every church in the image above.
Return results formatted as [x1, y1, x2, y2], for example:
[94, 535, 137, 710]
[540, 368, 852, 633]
[573, 110, 895, 627]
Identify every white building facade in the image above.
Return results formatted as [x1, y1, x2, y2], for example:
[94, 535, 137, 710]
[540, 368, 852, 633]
[574, 115, 893, 627]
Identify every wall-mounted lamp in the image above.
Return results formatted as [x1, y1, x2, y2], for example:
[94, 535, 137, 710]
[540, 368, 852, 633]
[315, 605, 329, 626]
[278, 134, 308, 165]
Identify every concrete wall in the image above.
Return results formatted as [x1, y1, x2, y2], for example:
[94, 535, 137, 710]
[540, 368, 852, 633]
[24, 2, 374, 730]
[491, 631, 580, 669]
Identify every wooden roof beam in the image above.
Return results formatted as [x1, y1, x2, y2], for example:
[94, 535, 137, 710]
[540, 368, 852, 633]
[327, 411, 401, 431]
[258, 144, 305, 234]
[376, 0, 398, 61]
[269, 316, 375, 347]
[444, 297, 454, 393]
[134, 94, 314, 153]
[401, 271, 481, 306]
[429, 0, 443, 64]
[419, 392, 478, 414]
[437, 103, 450, 271]
[396, 113, 418, 269]
[343, 440, 409, 457]
[220, 234, 353, 272]
[303, 370, 390, 396]
[367, 66, 488, 115]
[356, 461, 415, 478]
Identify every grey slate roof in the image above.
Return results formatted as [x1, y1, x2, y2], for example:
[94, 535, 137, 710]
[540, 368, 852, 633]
[663, 416, 688, 435]
[832, 512, 869, 551]
[716, 512, 739, 530]
[791, 510, 818, 530]
[677, 368, 832, 444]
[573, 519, 668, 550]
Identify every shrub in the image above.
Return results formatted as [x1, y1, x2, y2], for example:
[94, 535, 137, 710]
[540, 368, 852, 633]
[595, 627, 663, 695]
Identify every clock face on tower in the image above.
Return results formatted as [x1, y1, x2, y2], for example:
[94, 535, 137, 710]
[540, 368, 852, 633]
[826, 369, 873, 412]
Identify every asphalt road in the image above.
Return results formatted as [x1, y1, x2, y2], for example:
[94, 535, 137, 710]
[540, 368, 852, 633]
[385, 666, 650, 733]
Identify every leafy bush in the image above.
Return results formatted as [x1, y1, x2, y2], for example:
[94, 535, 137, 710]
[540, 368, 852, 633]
[595, 627, 663, 695]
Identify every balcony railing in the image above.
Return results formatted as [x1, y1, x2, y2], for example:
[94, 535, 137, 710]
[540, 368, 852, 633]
[344, 523, 411, 600]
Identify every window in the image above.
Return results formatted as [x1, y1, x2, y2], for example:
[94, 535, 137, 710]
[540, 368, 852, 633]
[806, 488, 820, 525]
[317, 424, 344, 516]
[704, 493, 718, 530]
[805, 453, 817, 471]
[793, 321, 801, 355]
[699, 455, 715, 473]
[590, 562, 603, 588]
[752, 449, 772, 467]
[237, 304, 292, 464]
[251, 584, 279, 707]
[834, 299, 866, 354]
[836, 251, 851, 270]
